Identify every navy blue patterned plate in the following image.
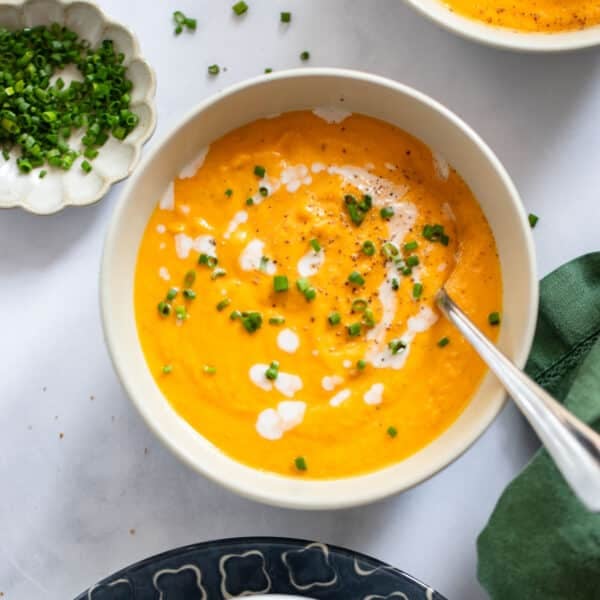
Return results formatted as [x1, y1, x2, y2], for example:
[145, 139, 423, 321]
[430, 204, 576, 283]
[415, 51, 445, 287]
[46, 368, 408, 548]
[76, 537, 447, 600]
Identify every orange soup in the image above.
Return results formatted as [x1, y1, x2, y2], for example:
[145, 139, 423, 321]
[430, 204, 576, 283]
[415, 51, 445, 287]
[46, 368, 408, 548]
[442, 0, 600, 32]
[134, 110, 502, 479]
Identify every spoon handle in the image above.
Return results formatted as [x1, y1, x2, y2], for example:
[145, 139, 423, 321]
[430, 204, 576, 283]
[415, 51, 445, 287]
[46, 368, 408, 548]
[437, 289, 600, 512]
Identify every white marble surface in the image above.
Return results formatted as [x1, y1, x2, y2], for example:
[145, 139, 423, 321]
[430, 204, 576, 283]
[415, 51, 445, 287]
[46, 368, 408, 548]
[2, 1, 599, 598]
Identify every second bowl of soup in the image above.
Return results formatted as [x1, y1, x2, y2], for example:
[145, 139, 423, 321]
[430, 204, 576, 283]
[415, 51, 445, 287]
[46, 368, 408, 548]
[403, 0, 600, 52]
[102, 69, 537, 508]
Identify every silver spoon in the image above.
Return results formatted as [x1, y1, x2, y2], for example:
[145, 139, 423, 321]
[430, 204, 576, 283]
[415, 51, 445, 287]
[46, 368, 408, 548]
[436, 288, 600, 512]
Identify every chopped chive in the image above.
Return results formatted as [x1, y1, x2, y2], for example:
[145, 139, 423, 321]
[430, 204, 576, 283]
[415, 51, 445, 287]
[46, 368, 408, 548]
[403, 240, 418, 252]
[300, 51, 310, 61]
[273, 275, 289, 292]
[412, 282, 423, 299]
[356, 359, 367, 371]
[528, 213, 539, 228]
[173, 11, 196, 34]
[347, 322, 362, 337]
[208, 64, 220, 76]
[391, 278, 399, 291]
[264, 68, 273, 74]
[216, 298, 231, 311]
[343, 194, 371, 226]
[382, 242, 399, 260]
[18, 159, 32, 173]
[158, 301, 171, 316]
[362, 240, 376, 256]
[304, 287, 317, 301]
[253, 164, 266, 177]
[198, 254, 218, 268]
[359, 195, 373, 210]
[363, 309, 376, 328]
[296, 278, 310, 293]
[182, 288, 196, 300]
[81, 160, 92, 173]
[225, 188, 233, 197]
[389, 339, 406, 355]
[423, 223, 450, 245]
[269, 316, 286, 325]
[387, 426, 398, 438]
[406, 255, 419, 268]
[348, 271, 365, 286]
[309, 238, 321, 252]
[241, 311, 262, 333]
[488, 311, 501, 326]
[39, 170, 47, 179]
[346, 202, 363, 225]
[184, 270, 197, 285]
[230, 310, 242, 320]
[246, 197, 254, 206]
[401, 266, 412, 276]
[380, 206, 394, 220]
[297, 279, 317, 300]
[259, 186, 269, 197]
[265, 361, 279, 380]
[232, 1, 249, 15]
[175, 305, 187, 321]
[351, 298, 368, 313]
[211, 268, 227, 279]
[203, 365, 217, 375]
[166, 288, 178, 301]
[328, 312, 341, 326]
[280, 11, 292, 23]
[438, 336, 450, 348]
[294, 456, 307, 471]
[162, 364, 173, 374]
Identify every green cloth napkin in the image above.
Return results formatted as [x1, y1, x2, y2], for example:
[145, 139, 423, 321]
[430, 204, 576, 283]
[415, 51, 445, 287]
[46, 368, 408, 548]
[477, 253, 600, 600]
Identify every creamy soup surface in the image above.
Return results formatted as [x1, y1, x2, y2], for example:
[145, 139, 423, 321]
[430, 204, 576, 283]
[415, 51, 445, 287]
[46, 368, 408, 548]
[442, 0, 600, 32]
[134, 110, 502, 479]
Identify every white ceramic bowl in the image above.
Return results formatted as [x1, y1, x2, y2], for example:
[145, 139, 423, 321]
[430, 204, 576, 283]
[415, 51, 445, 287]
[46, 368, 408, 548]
[101, 69, 538, 510]
[403, 0, 600, 52]
[0, 0, 156, 214]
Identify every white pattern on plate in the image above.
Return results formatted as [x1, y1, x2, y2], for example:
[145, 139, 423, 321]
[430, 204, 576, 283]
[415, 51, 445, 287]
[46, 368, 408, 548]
[282, 542, 338, 591]
[218, 550, 271, 598]
[152, 565, 207, 600]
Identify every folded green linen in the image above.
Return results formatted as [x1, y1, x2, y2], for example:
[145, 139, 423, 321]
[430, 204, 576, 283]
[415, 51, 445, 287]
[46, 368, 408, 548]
[478, 253, 600, 600]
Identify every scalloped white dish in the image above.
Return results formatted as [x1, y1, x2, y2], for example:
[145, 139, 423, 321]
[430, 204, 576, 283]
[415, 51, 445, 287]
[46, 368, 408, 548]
[0, 0, 156, 214]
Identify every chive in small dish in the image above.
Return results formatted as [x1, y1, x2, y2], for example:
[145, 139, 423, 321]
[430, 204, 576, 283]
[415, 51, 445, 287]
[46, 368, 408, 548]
[0, 0, 156, 214]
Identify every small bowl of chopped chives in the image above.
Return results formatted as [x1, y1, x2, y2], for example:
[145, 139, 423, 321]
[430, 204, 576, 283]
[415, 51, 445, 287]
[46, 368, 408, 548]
[0, 0, 156, 214]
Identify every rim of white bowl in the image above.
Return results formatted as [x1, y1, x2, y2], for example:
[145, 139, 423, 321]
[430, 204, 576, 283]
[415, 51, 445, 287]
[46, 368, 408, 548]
[402, 0, 600, 52]
[101, 68, 538, 510]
